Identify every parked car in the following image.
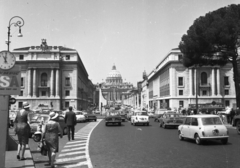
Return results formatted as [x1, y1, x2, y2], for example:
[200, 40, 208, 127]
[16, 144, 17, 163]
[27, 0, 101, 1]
[74, 111, 86, 122]
[232, 113, 240, 134]
[178, 115, 229, 145]
[85, 113, 97, 122]
[105, 111, 122, 126]
[131, 111, 149, 126]
[159, 112, 185, 128]
[29, 113, 68, 141]
[148, 112, 155, 118]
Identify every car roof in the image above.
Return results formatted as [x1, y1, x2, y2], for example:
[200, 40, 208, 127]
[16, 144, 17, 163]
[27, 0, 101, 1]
[185, 115, 220, 118]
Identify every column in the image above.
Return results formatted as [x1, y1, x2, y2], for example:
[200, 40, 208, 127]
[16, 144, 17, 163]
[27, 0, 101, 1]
[194, 68, 197, 96]
[217, 68, 220, 96]
[212, 68, 215, 96]
[50, 69, 54, 97]
[32, 68, 36, 97]
[189, 68, 193, 96]
[27, 69, 31, 97]
[56, 69, 59, 97]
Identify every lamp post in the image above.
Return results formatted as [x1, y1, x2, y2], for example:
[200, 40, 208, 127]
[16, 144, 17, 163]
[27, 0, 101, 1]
[6, 16, 24, 51]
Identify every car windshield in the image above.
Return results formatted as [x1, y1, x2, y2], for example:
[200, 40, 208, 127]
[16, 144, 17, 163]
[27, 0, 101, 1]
[37, 116, 49, 123]
[109, 112, 119, 116]
[201, 117, 222, 125]
[136, 112, 148, 116]
[75, 112, 83, 115]
[166, 114, 181, 118]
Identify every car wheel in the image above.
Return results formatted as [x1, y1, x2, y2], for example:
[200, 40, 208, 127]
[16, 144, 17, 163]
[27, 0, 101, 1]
[178, 131, 183, 141]
[221, 138, 228, 145]
[195, 134, 202, 145]
[95, 119, 97, 122]
[63, 127, 68, 135]
[105, 123, 108, 126]
[159, 122, 162, 127]
[147, 123, 149, 126]
[133, 122, 136, 126]
[119, 122, 121, 126]
[236, 121, 240, 135]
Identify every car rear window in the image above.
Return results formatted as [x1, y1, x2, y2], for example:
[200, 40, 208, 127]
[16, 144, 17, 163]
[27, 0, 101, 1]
[201, 117, 222, 125]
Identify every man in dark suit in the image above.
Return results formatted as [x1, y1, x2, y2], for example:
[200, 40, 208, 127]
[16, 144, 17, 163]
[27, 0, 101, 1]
[64, 106, 77, 141]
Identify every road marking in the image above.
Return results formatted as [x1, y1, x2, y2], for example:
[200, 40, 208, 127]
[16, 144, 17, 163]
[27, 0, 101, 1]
[64, 143, 86, 148]
[58, 150, 86, 157]
[67, 140, 87, 144]
[55, 119, 103, 168]
[61, 146, 86, 152]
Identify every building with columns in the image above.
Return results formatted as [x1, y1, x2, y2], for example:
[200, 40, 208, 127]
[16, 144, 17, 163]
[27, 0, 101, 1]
[146, 48, 236, 111]
[10, 39, 95, 111]
[100, 64, 134, 105]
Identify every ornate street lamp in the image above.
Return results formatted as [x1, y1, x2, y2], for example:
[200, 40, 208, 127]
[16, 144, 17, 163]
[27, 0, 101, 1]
[6, 16, 24, 51]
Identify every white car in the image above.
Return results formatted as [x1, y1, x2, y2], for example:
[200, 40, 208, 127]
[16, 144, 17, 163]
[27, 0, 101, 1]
[74, 111, 86, 122]
[178, 115, 229, 145]
[131, 111, 149, 126]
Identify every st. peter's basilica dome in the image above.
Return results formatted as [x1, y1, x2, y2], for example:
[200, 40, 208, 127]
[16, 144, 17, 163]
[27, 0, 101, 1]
[106, 64, 122, 83]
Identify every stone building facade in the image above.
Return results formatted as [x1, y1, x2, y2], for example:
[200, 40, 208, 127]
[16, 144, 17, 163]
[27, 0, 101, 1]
[10, 40, 95, 111]
[147, 48, 236, 111]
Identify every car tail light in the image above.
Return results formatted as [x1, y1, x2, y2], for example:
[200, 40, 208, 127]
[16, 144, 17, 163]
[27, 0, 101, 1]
[202, 131, 205, 137]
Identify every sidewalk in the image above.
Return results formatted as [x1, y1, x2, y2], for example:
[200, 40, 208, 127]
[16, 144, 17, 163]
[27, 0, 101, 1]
[5, 129, 35, 168]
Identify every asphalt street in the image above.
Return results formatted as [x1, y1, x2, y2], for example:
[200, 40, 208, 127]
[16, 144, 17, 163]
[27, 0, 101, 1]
[89, 118, 240, 168]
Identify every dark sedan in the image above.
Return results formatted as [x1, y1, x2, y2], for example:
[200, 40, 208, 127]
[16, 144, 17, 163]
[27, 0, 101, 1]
[159, 112, 185, 128]
[85, 113, 97, 122]
[105, 111, 122, 126]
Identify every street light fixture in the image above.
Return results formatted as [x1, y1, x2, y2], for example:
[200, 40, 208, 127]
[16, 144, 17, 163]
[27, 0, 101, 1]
[6, 16, 25, 51]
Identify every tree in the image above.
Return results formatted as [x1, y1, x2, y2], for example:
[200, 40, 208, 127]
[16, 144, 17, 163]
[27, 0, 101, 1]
[179, 4, 240, 108]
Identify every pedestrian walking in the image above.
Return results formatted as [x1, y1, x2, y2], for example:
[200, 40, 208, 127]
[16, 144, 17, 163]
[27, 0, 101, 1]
[64, 106, 77, 141]
[42, 111, 63, 168]
[14, 102, 31, 160]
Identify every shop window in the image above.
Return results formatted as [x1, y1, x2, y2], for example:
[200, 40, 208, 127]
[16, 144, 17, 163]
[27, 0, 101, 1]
[18, 102, 23, 109]
[65, 102, 70, 108]
[225, 100, 230, 107]
[42, 91, 46, 96]
[179, 101, 184, 107]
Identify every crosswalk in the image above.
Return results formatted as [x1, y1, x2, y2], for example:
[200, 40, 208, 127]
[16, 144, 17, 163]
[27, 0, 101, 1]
[55, 119, 102, 168]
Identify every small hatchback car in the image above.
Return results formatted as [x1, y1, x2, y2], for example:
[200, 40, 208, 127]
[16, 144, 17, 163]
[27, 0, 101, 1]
[178, 115, 229, 145]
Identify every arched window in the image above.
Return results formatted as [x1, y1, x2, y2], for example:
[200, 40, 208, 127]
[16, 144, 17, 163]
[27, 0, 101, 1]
[201, 72, 207, 85]
[41, 73, 48, 86]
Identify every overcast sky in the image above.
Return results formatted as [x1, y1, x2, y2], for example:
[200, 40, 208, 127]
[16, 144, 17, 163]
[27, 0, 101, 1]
[0, 0, 239, 85]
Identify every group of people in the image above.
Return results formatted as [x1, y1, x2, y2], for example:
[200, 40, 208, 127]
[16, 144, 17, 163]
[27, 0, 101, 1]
[14, 103, 77, 168]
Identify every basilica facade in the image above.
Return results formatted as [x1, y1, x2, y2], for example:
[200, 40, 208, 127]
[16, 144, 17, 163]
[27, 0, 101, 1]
[100, 65, 134, 105]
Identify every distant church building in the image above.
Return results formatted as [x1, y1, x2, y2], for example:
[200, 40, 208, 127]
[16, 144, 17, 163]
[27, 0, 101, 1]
[100, 65, 134, 105]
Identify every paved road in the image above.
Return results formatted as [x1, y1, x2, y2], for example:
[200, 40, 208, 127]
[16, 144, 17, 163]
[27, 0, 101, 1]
[89, 118, 240, 168]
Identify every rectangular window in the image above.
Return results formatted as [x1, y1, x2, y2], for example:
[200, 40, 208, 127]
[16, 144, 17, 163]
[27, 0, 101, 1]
[21, 77, 24, 87]
[202, 90, 207, 96]
[178, 55, 183, 61]
[18, 102, 23, 109]
[224, 76, 229, 86]
[179, 101, 184, 107]
[19, 55, 24, 60]
[65, 77, 71, 86]
[224, 89, 229, 95]
[42, 91, 46, 96]
[225, 100, 230, 107]
[20, 90, 23, 96]
[66, 55, 70, 60]
[191, 118, 198, 126]
[65, 90, 70, 96]
[179, 90, 183, 95]
[178, 77, 184, 86]
[65, 101, 70, 108]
